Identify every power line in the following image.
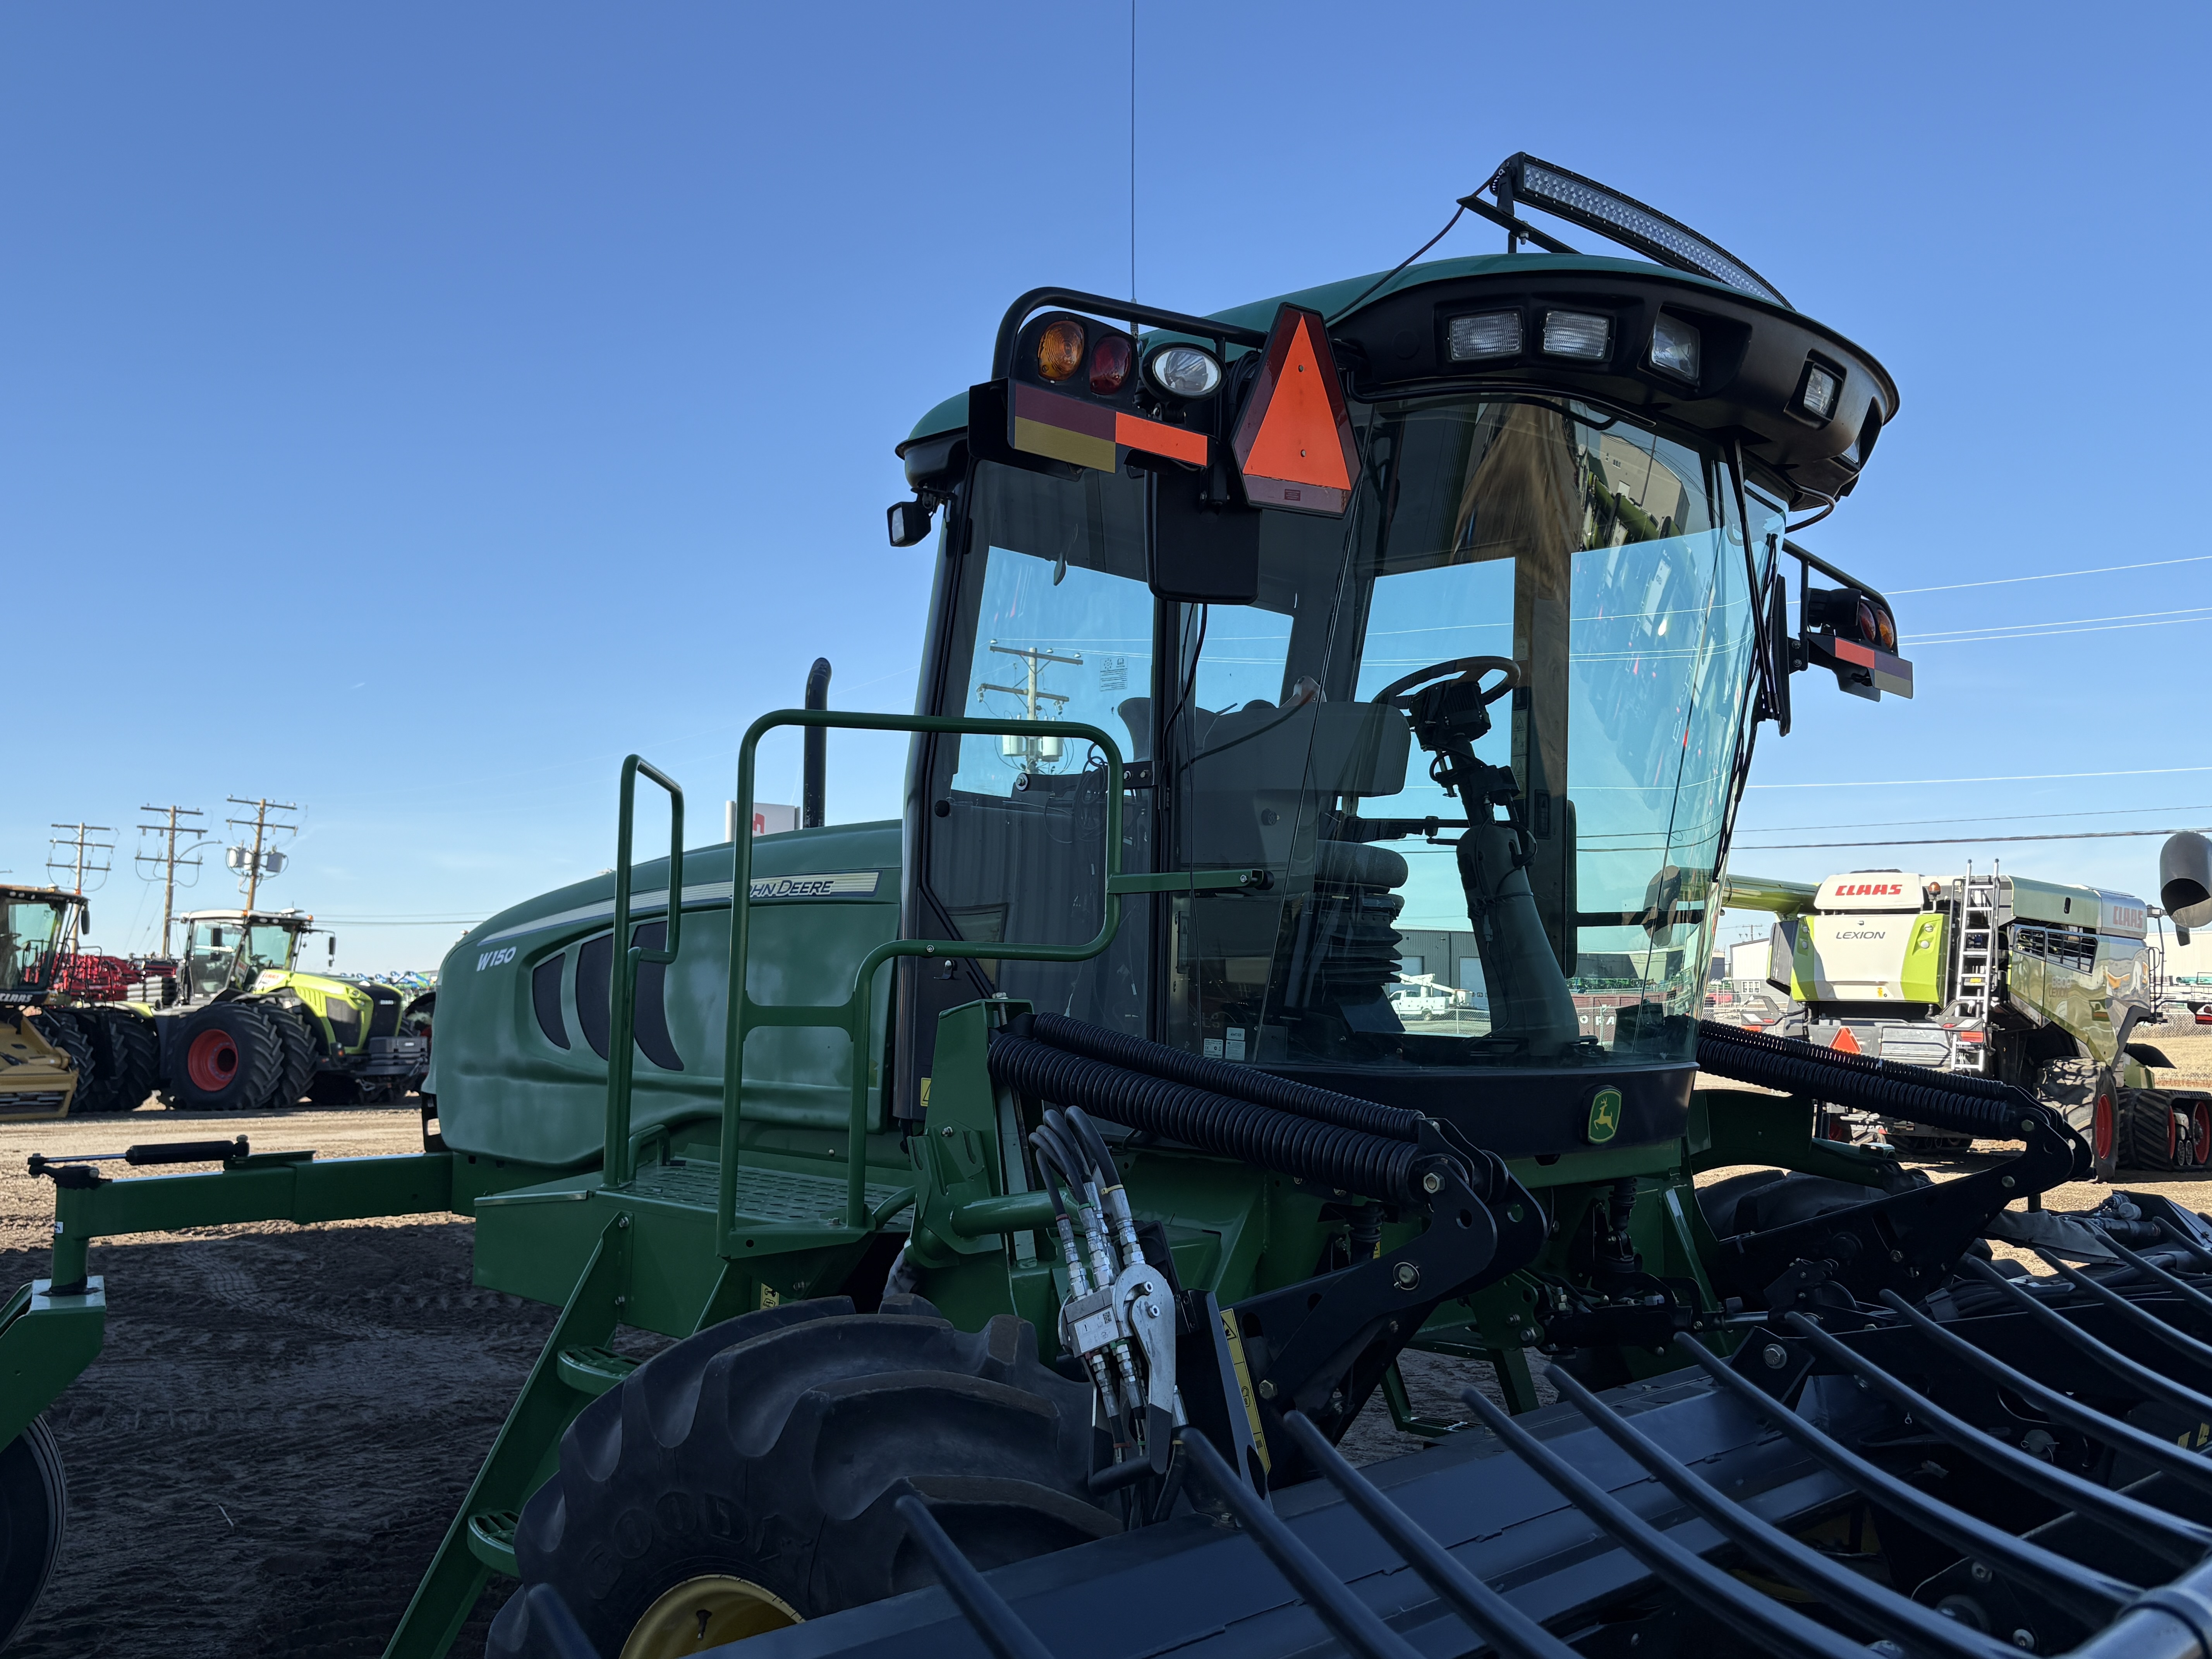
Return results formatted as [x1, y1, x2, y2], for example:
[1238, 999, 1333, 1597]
[1910, 609, 2212, 647]
[1736, 825, 2209, 851]
[135, 804, 206, 958]
[317, 916, 486, 927]
[1742, 801, 2212, 835]
[1751, 764, 2212, 791]
[1887, 551, 2212, 596]
[46, 822, 114, 893]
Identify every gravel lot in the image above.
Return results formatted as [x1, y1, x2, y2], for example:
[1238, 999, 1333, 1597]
[7, 1073, 2211, 1657]
[1, 1103, 553, 1659]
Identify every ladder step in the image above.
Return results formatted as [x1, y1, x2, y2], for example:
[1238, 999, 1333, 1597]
[467, 1510, 520, 1577]
[556, 1345, 641, 1397]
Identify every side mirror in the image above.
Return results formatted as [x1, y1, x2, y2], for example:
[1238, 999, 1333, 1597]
[2162, 831, 2212, 929]
[328, 935, 338, 961]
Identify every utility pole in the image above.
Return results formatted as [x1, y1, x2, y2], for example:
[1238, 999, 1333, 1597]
[136, 805, 207, 958]
[47, 822, 115, 893]
[224, 797, 300, 917]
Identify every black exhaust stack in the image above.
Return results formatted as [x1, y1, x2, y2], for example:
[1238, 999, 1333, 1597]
[803, 658, 831, 829]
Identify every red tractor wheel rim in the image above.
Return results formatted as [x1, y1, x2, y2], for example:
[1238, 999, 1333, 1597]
[186, 1029, 239, 1092]
[2196, 1103, 2212, 1168]
[2094, 1093, 2116, 1161]
[2163, 1099, 2180, 1163]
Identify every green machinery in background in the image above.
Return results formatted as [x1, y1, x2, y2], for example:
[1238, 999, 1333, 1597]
[1731, 858, 2212, 1176]
[19, 155, 2207, 1659]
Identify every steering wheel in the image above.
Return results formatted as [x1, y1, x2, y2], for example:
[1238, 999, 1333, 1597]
[1372, 656, 1523, 708]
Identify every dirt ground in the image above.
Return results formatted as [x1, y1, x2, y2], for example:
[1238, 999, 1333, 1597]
[7, 1086, 2212, 1658]
[1, 1102, 556, 1659]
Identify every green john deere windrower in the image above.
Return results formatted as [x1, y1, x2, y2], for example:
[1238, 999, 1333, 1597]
[14, 154, 2212, 1659]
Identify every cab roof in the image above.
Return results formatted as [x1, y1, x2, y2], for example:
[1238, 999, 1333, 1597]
[903, 249, 1898, 510]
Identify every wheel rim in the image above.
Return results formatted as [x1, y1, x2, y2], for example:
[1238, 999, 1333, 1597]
[2094, 1093, 2116, 1161]
[2196, 1104, 2212, 1168]
[186, 1029, 239, 1092]
[619, 1575, 801, 1657]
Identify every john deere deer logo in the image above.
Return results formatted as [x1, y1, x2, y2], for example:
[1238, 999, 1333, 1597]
[1587, 1086, 1623, 1144]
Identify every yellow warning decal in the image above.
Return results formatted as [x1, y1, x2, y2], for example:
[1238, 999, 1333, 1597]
[1219, 1307, 1272, 1473]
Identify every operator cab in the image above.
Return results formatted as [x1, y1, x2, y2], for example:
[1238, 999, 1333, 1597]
[891, 156, 1913, 1155]
[0, 888, 83, 1002]
[177, 909, 307, 1001]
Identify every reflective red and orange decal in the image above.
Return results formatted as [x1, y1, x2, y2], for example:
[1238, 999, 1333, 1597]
[1012, 383, 1209, 472]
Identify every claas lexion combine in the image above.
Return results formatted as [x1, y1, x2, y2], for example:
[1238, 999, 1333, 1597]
[1731, 849, 2212, 1175]
[14, 155, 2212, 1659]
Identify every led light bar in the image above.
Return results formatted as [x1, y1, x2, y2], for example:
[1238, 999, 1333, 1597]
[1495, 153, 1789, 309]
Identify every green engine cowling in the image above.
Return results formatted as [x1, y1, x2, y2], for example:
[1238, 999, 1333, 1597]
[428, 822, 904, 1173]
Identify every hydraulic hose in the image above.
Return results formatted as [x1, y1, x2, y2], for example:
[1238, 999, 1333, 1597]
[988, 1030, 1428, 1204]
[1695, 1020, 2045, 1142]
[1026, 1012, 1422, 1142]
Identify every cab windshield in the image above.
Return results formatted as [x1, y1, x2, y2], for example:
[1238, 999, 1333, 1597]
[925, 393, 1774, 1075]
[184, 919, 295, 995]
[0, 899, 70, 992]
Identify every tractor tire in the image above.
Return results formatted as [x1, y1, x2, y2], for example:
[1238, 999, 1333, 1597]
[171, 1003, 282, 1111]
[32, 1012, 95, 1110]
[2123, 1088, 2181, 1173]
[252, 1003, 316, 1109]
[486, 1296, 1116, 1658]
[2040, 1058, 2120, 1182]
[2174, 1092, 2212, 1171]
[0, 1417, 68, 1648]
[79, 1007, 159, 1113]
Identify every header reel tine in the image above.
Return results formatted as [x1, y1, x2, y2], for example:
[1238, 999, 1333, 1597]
[1956, 1255, 2212, 1419]
[894, 1494, 1058, 1659]
[1276, 1412, 1577, 1659]
[1781, 1310, 2212, 1567]
[1875, 1288, 2212, 1500]
[1544, 1366, 2022, 1659]
[1177, 1432, 1423, 1659]
[1668, 1332, 2139, 1623]
[1456, 1388, 1870, 1659]
[2032, 1247, 2212, 1373]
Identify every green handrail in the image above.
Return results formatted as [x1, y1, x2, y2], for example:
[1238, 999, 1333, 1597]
[722, 709, 1127, 1245]
[603, 756, 684, 1190]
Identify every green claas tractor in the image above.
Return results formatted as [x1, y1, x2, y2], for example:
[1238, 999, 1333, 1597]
[125, 907, 430, 1110]
[15, 155, 2212, 1659]
[0, 884, 160, 1121]
[1735, 860, 2210, 1175]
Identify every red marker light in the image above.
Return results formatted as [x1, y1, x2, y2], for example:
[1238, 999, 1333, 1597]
[1089, 334, 1132, 394]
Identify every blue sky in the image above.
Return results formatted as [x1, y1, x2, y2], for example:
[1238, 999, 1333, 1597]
[5, 3, 2205, 972]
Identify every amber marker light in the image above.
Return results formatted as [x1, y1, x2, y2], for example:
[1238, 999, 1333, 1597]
[1037, 319, 1086, 382]
[1089, 334, 1132, 394]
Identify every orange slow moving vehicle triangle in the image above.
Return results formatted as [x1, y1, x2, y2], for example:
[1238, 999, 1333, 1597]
[1230, 305, 1360, 515]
